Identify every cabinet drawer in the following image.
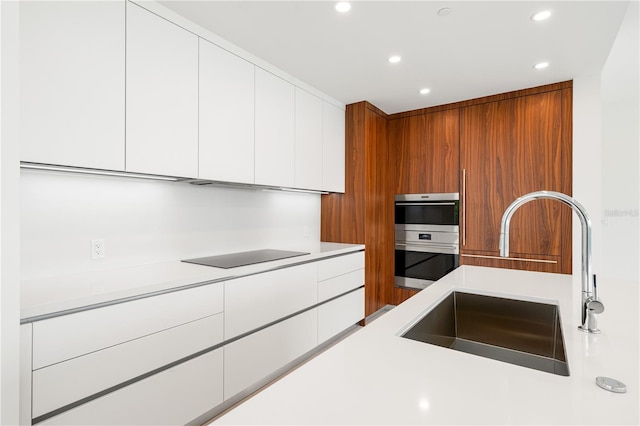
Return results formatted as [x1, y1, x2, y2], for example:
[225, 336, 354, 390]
[317, 252, 364, 282]
[33, 312, 223, 418]
[39, 348, 223, 426]
[318, 288, 364, 344]
[318, 269, 364, 302]
[33, 282, 223, 369]
[224, 263, 316, 339]
[224, 309, 317, 399]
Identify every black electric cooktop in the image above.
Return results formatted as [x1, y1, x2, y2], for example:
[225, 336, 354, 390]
[182, 249, 309, 269]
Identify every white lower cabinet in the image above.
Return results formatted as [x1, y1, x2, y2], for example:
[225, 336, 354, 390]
[317, 252, 365, 344]
[20, 325, 33, 426]
[39, 348, 223, 426]
[224, 263, 317, 339]
[22, 251, 364, 425]
[33, 313, 223, 418]
[224, 309, 318, 399]
[33, 282, 223, 369]
[318, 288, 365, 344]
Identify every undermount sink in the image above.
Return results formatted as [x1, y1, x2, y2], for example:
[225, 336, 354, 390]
[401, 291, 569, 376]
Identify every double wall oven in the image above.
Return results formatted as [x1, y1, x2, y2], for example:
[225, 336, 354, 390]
[394, 193, 460, 290]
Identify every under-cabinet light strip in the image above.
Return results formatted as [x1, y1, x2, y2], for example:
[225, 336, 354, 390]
[20, 162, 180, 181]
[278, 187, 329, 195]
[21, 163, 332, 193]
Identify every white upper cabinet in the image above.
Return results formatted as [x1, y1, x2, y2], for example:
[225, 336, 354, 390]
[199, 39, 255, 184]
[322, 102, 346, 193]
[126, 2, 198, 178]
[20, 1, 344, 188]
[20, 1, 125, 170]
[294, 88, 324, 191]
[254, 68, 295, 188]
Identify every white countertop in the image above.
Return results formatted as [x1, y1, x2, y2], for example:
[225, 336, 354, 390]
[214, 265, 639, 425]
[20, 242, 364, 322]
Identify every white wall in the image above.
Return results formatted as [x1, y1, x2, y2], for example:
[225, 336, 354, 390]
[572, 2, 639, 286]
[601, 1, 639, 283]
[20, 170, 321, 281]
[572, 73, 603, 282]
[1, 2, 21, 424]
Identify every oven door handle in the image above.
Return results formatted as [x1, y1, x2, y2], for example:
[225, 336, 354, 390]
[395, 202, 456, 206]
[395, 243, 459, 255]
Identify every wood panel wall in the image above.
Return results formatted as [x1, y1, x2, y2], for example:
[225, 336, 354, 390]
[459, 86, 573, 274]
[321, 102, 396, 317]
[320, 102, 366, 244]
[322, 81, 573, 316]
[392, 109, 460, 194]
[364, 106, 395, 315]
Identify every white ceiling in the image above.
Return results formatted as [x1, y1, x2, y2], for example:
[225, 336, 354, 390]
[159, 1, 630, 114]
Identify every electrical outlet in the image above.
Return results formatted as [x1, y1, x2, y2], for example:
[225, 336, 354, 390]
[91, 239, 106, 259]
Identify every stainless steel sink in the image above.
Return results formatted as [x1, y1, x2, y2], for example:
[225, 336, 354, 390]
[401, 291, 569, 376]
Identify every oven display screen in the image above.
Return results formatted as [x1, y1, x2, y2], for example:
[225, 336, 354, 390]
[419, 233, 432, 240]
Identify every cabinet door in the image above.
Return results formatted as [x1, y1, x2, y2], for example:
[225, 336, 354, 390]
[33, 282, 223, 369]
[33, 313, 223, 418]
[255, 68, 295, 187]
[224, 310, 317, 399]
[39, 348, 223, 426]
[322, 102, 346, 192]
[126, 2, 198, 177]
[224, 263, 317, 339]
[393, 109, 459, 194]
[294, 88, 323, 190]
[20, 1, 125, 170]
[199, 38, 255, 184]
[460, 91, 569, 271]
[318, 288, 364, 344]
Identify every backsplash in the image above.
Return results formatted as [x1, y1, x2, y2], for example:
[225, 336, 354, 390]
[20, 169, 321, 280]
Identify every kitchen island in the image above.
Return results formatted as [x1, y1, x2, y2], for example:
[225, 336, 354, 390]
[213, 265, 639, 425]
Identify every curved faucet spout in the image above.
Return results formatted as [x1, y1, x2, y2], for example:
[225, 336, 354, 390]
[498, 190, 602, 333]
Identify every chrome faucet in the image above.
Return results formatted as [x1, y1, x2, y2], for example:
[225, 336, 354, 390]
[498, 191, 604, 334]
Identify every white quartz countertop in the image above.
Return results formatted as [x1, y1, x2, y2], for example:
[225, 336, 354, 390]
[214, 265, 639, 425]
[20, 242, 364, 322]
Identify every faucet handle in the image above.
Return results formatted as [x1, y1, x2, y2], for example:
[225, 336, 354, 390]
[587, 274, 605, 313]
[587, 298, 605, 314]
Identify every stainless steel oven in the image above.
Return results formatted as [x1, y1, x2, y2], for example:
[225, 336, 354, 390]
[394, 193, 460, 289]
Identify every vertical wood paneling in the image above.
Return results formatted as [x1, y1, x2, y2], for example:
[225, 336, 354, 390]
[364, 107, 394, 316]
[321, 102, 395, 317]
[460, 90, 572, 274]
[392, 109, 460, 194]
[322, 82, 573, 317]
[393, 287, 420, 306]
[321, 103, 366, 244]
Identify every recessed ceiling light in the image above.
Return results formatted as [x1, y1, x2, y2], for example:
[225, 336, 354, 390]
[531, 10, 551, 21]
[334, 2, 351, 13]
[388, 55, 401, 64]
[419, 88, 431, 95]
[534, 62, 549, 69]
[437, 7, 453, 17]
